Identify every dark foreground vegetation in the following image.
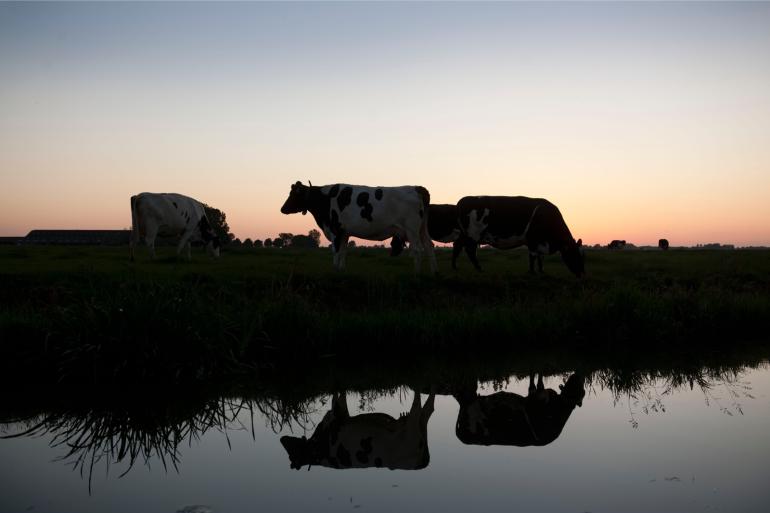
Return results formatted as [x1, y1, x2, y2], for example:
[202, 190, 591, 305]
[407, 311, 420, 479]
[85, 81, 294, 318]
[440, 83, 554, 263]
[1, 245, 769, 385]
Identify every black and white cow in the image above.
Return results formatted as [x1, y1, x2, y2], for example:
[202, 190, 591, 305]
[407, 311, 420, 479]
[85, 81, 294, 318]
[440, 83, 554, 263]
[454, 373, 585, 447]
[456, 196, 584, 276]
[280, 181, 437, 273]
[129, 192, 221, 260]
[280, 390, 435, 470]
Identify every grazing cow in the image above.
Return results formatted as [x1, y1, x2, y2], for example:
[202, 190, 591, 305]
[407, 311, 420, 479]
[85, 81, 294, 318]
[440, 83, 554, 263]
[280, 181, 437, 273]
[280, 390, 435, 470]
[129, 193, 221, 260]
[455, 196, 584, 276]
[391, 204, 469, 268]
[658, 238, 669, 251]
[608, 239, 626, 250]
[454, 373, 585, 447]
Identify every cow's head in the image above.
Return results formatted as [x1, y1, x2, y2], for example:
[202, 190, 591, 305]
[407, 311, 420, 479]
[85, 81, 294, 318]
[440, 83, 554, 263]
[280, 435, 312, 470]
[198, 217, 221, 258]
[561, 238, 584, 278]
[559, 372, 586, 408]
[281, 181, 311, 215]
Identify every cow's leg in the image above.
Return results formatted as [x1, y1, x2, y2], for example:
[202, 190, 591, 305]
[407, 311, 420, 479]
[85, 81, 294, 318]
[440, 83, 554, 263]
[129, 229, 140, 262]
[332, 233, 348, 271]
[145, 225, 159, 259]
[332, 392, 349, 418]
[528, 374, 536, 396]
[529, 252, 537, 274]
[537, 253, 544, 273]
[464, 240, 482, 271]
[537, 374, 545, 392]
[406, 227, 424, 273]
[451, 240, 463, 270]
[420, 217, 438, 274]
[176, 231, 194, 260]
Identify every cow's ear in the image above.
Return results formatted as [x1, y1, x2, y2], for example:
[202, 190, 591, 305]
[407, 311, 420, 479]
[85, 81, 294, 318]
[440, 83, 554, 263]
[577, 238, 582, 247]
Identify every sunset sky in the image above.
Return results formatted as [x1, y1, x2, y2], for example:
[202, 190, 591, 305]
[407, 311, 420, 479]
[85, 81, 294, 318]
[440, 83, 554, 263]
[1, 2, 769, 246]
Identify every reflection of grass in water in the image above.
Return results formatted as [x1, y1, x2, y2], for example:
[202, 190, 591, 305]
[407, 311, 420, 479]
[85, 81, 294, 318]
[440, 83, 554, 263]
[1, 357, 766, 491]
[1, 393, 317, 493]
[1, 246, 770, 385]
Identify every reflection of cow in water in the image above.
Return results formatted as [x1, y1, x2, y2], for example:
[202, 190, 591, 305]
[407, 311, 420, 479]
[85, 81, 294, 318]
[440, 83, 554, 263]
[454, 373, 585, 447]
[280, 390, 435, 470]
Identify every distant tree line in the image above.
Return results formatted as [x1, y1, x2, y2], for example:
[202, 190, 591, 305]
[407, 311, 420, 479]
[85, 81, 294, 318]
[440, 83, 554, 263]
[230, 229, 322, 249]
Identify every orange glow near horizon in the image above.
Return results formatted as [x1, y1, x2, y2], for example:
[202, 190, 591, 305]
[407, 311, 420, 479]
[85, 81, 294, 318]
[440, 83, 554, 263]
[1, 3, 769, 247]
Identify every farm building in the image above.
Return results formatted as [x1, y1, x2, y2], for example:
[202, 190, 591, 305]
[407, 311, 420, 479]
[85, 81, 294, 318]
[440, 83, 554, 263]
[23, 230, 130, 246]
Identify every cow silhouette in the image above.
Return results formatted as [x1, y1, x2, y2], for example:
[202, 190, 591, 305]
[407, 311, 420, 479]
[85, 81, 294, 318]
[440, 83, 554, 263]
[280, 389, 435, 470]
[454, 373, 585, 447]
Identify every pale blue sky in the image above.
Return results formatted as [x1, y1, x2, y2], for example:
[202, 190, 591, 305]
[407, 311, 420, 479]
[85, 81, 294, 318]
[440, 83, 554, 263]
[2, 2, 769, 244]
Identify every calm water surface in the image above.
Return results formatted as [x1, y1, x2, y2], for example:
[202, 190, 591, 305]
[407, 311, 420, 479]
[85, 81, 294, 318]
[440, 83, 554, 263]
[2, 362, 770, 513]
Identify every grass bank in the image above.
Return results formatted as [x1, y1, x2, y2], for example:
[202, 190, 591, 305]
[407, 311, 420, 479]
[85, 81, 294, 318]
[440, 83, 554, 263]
[1, 245, 769, 384]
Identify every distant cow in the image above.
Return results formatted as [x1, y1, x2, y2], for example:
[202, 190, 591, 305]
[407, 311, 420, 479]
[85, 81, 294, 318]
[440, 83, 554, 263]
[280, 181, 437, 273]
[658, 238, 669, 251]
[129, 193, 221, 260]
[391, 204, 469, 268]
[455, 196, 584, 276]
[608, 239, 626, 250]
[280, 390, 435, 470]
[454, 373, 585, 447]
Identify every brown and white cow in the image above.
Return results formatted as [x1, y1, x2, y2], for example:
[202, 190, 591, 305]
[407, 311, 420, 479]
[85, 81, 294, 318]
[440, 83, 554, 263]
[280, 181, 437, 273]
[456, 196, 584, 276]
[129, 192, 221, 260]
[454, 373, 585, 447]
[280, 390, 435, 470]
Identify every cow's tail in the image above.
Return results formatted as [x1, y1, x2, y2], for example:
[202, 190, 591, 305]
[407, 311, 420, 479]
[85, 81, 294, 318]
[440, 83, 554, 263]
[415, 186, 437, 273]
[129, 195, 138, 261]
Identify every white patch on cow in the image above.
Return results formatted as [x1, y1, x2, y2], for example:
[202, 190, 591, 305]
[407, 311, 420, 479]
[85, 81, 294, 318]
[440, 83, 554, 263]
[465, 208, 490, 241]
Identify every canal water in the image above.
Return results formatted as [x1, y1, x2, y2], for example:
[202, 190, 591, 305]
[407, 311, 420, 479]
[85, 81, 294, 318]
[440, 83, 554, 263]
[2, 360, 769, 513]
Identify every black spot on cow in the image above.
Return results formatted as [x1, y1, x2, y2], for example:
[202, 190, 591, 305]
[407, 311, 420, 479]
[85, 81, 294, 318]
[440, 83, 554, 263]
[375, 188, 383, 200]
[172, 201, 178, 209]
[356, 437, 373, 464]
[481, 215, 489, 224]
[374, 457, 383, 468]
[336, 445, 352, 467]
[357, 192, 373, 222]
[476, 209, 485, 221]
[337, 187, 353, 212]
[330, 210, 342, 235]
[419, 209, 424, 218]
[329, 184, 340, 198]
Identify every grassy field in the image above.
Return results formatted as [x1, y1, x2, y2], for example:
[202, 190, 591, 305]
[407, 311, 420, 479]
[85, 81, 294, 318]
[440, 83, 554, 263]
[1, 245, 769, 384]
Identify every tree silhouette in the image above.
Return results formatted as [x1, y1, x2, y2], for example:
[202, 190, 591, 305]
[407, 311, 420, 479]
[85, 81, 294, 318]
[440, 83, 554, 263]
[308, 229, 321, 246]
[273, 238, 285, 249]
[290, 232, 320, 248]
[264, 238, 273, 248]
[253, 239, 263, 248]
[202, 204, 235, 245]
[242, 238, 253, 248]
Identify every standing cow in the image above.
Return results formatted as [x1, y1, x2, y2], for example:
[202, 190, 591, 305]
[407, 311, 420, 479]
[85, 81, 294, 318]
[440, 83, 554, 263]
[280, 390, 435, 470]
[280, 181, 437, 273]
[455, 196, 584, 276]
[129, 192, 221, 260]
[454, 373, 585, 447]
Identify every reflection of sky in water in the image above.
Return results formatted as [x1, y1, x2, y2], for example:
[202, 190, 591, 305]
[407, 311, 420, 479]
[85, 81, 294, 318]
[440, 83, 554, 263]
[2, 368, 770, 513]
